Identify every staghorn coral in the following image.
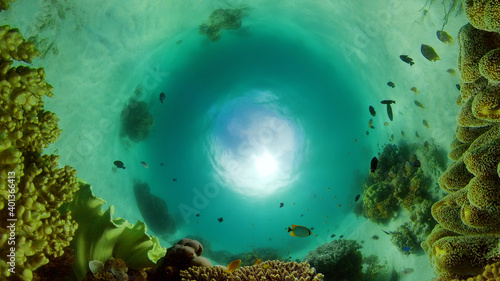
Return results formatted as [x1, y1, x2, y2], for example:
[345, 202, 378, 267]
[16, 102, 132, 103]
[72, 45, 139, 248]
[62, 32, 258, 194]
[479, 48, 500, 82]
[458, 23, 500, 83]
[463, 0, 500, 32]
[304, 239, 362, 281]
[180, 260, 323, 281]
[0, 24, 79, 280]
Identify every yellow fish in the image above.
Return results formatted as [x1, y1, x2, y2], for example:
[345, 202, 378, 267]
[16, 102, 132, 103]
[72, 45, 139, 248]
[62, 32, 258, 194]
[225, 259, 241, 273]
[447, 68, 456, 75]
[423, 120, 430, 128]
[287, 224, 312, 237]
[384, 122, 390, 126]
[401, 130, 406, 138]
[368, 119, 373, 128]
[410, 87, 419, 94]
[414, 100, 426, 110]
[262, 264, 271, 269]
[254, 259, 262, 265]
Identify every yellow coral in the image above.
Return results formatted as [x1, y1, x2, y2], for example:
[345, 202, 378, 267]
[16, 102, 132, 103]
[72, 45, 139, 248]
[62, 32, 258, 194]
[464, 0, 500, 32]
[456, 126, 492, 144]
[472, 85, 500, 122]
[458, 96, 494, 127]
[438, 158, 474, 192]
[463, 137, 500, 177]
[0, 25, 38, 63]
[457, 78, 489, 106]
[180, 260, 324, 281]
[479, 48, 500, 83]
[458, 23, 500, 83]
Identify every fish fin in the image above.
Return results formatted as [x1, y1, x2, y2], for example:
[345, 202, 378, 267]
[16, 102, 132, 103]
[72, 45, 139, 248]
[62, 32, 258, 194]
[287, 226, 292, 232]
[289, 231, 298, 237]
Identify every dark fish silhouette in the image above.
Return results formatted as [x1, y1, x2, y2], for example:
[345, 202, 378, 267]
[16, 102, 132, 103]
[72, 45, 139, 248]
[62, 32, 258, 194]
[387, 81, 395, 88]
[436, 30, 453, 45]
[370, 157, 378, 173]
[456, 84, 460, 91]
[369, 106, 376, 117]
[159, 92, 166, 103]
[113, 161, 126, 169]
[354, 194, 361, 202]
[196, 213, 200, 217]
[218, 217, 223, 223]
[339, 235, 344, 239]
[400, 55, 414, 66]
[381, 100, 396, 104]
[421, 44, 440, 61]
[279, 202, 284, 208]
[386, 104, 393, 121]
[330, 234, 336, 238]
[173, 178, 177, 182]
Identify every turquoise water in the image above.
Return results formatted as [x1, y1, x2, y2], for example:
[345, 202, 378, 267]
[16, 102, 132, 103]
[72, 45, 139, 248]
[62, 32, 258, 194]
[1, 0, 467, 278]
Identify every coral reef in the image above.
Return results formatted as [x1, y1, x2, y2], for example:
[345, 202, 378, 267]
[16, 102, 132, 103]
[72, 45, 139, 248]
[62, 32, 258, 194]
[150, 238, 212, 281]
[133, 180, 177, 236]
[82, 258, 148, 281]
[60, 182, 166, 280]
[32, 248, 75, 281]
[179, 260, 323, 281]
[360, 142, 443, 224]
[120, 98, 154, 142]
[199, 6, 250, 42]
[451, 261, 500, 281]
[0, 25, 80, 280]
[303, 239, 363, 281]
[390, 223, 421, 255]
[426, 6, 500, 279]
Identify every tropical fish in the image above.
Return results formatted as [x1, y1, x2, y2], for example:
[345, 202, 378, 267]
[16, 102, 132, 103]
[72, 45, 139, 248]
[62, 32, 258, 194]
[159, 92, 166, 103]
[423, 120, 430, 128]
[447, 68, 456, 75]
[310, 227, 315, 230]
[436, 30, 453, 45]
[456, 84, 460, 90]
[354, 194, 361, 202]
[113, 161, 125, 169]
[331, 234, 336, 238]
[262, 264, 270, 269]
[404, 246, 411, 252]
[380, 100, 396, 104]
[402, 268, 415, 274]
[287, 224, 312, 237]
[387, 81, 396, 88]
[384, 122, 390, 126]
[369, 105, 376, 117]
[386, 104, 393, 121]
[382, 229, 391, 235]
[414, 100, 426, 110]
[390, 134, 395, 142]
[354, 138, 358, 143]
[415, 131, 420, 137]
[371, 235, 379, 240]
[366, 131, 369, 136]
[218, 217, 223, 223]
[225, 259, 241, 273]
[337, 204, 342, 207]
[400, 55, 414, 66]
[160, 162, 166, 166]
[410, 87, 419, 94]
[196, 213, 200, 217]
[141, 161, 149, 168]
[401, 130, 406, 138]
[254, 259, 262, 265]
[339, 235, 344, 239]
[370, 157, 378, 173]
[279, 202, 284, 208]
[368, 119, 373, 128]
[173, 178, 177, 182]
[421, 44, 440, 61]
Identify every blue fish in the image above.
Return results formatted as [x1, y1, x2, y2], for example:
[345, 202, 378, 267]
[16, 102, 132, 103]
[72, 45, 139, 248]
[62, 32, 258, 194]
[404, 246, 411, 252]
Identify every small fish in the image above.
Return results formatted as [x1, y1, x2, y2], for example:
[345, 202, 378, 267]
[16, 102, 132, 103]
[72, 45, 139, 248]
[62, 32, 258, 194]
[310, 227, 315, 230]
[173, 178, 177, 182]
[401, 130, 406, 137]
[313, 195, 316, 199]
[371, 235, 379, 240]
[300, 214, 304, 217]
[380, 100, 396, 104]
[436, 30, 453, 45]
[369, 106, 376, 117]
[382, 229, 391, 235]
[423, 120, 430, 128]
[291, 202, 296, 206]
[421, 44, 440, 61]
[370, 125, 375, 129]
[404, 246, 411, 252]
[339, 235, 344, 239]
[113, 161, 125, 169]
[196, 213, 200, 217]
[314, 234, 318, 237]
[366, 131, 369, 136]
[354, 194, 361, 202]
[387, 81, 395, 88]
[254, 259, 262, 265]
[287, 224, 312, 237]
[141, 161, 149, 168]
[386, 104, 393, 121]
[384, 122, 390, 126]
[402, 268, 415, 275]
[262, 264, 270, 269]
[337, 204, 342, 207]
[160, 163, 165, 166]
[159, 92, 166, 103]
[330, 234, 336, 238]
[176, 40, 183, 45]
[218, 217, 223, 223]
[279, 202, 284, 208]
[456, 84, 460, 91]
[368, 119, 373, 128]
[391, 134, 395, 142]
[225, 259, 241, 273]
[410, 87, 419, 94]
[354, 138, 358, 143]
[447, 68, 456, 75]
[370, 157, 378, 173]
[415, 131, 420, 137]
[400, 55, 414, 66]
[414, 100, 426, 110]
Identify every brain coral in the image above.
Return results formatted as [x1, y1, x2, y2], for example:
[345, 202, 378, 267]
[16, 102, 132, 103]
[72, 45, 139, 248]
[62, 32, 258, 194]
[0, 25, 79, 280]
[179, 260, 323, 281]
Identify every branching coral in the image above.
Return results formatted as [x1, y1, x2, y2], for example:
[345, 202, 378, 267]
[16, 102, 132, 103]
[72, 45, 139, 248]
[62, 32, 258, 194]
[0, 25, 79, 280]
[304, 239, 362, 281]
[180, 260, 323, 281]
